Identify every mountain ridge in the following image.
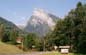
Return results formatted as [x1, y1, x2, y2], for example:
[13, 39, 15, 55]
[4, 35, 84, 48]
[0, 17, 22, 34]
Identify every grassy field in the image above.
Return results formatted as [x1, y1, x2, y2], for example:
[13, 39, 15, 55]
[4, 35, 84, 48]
[0, 41, 23, 53]
[0, 42, 85, 55]
[42, 51, 73, 55]
[24, 51, 85, 55]
[42, 51, 85, 55]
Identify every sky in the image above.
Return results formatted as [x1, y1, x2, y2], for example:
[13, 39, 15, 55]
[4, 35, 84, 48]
[0, 0, 85, 26]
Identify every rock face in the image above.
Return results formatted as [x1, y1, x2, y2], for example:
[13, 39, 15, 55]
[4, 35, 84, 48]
[24, 8, 59, 36]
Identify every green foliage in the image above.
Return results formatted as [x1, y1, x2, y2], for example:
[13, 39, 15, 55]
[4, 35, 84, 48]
[0, 17, 21, 44]
[23, 33, 39, 49]
[45, 2, 86, 54]
[0, 24, 5, 40]
[1, 28, 19, 44]
[1, 32, 10, 42]
[9, 29, 19, 44]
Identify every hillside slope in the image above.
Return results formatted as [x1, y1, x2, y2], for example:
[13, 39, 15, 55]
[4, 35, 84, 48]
[0, 17, 23, 34]
[0, 42, 23, 53]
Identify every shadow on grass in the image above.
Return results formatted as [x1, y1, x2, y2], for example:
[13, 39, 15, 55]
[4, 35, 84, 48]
[74, 53, 86, 55]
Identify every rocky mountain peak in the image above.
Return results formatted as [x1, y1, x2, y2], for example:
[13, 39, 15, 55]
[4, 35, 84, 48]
[24, 8, 59, 36]
[31, 8, 55, 29]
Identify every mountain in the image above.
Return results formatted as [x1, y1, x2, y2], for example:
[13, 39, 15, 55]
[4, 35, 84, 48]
[24, 8, 59, 36]
[17, 25, 25, 30]
[0, 17, 21, 33]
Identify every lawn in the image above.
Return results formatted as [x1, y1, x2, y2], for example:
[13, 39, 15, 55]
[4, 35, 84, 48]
[0, 41, 23, 53]
[42, 51, 73, 55]
[0, 42, 85, 55]
[42, 51, 85, 55]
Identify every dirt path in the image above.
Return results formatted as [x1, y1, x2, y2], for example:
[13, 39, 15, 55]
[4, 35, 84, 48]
[0, 52, 51, 55]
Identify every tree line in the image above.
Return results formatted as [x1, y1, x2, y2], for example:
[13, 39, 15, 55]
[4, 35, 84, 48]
[44, 2, 86, 54]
